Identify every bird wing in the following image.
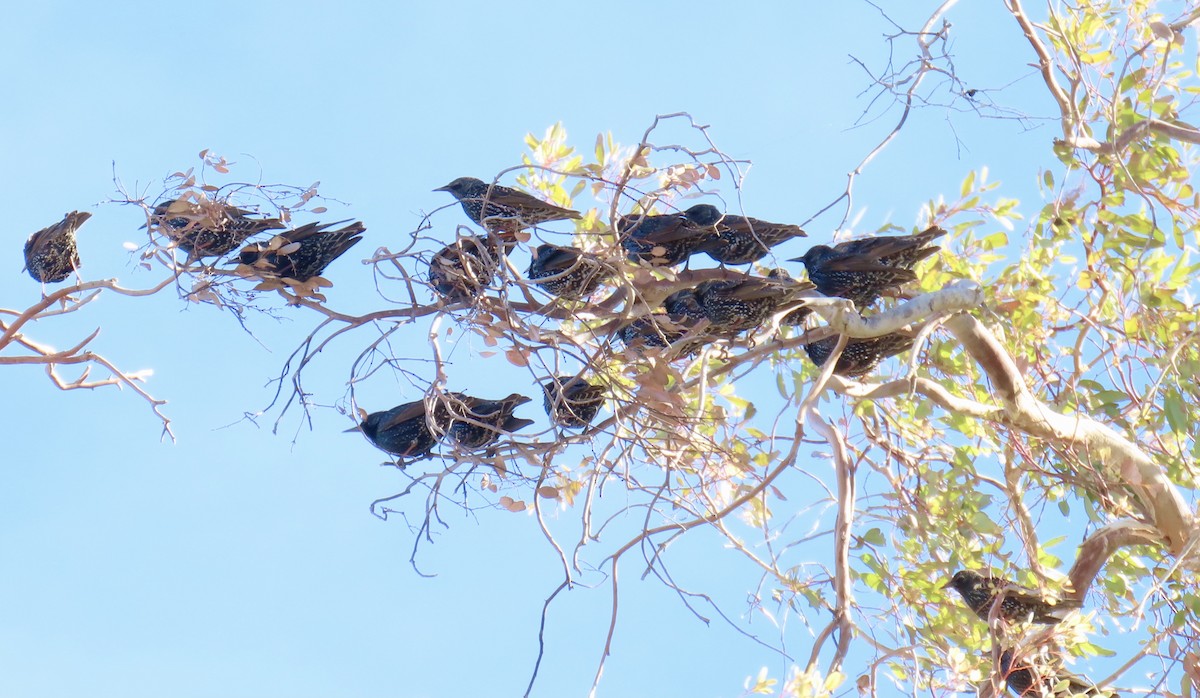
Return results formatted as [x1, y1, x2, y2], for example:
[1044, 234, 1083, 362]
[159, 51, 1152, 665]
[725, 216, 807, 240]
[378, 401, 430, 432]
[535, 246, 584, 272]
[818, 257, 920, 280]
[486, 186, 581, 219]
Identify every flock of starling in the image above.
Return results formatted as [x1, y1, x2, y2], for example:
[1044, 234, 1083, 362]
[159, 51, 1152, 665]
[943, 570, 1115, 696]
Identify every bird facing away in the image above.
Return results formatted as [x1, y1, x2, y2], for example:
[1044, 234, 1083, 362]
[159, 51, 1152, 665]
[349, 398, 450, 460]
[998, 650, 1112, 697]
[434, 177, 581, 241]
[793, 225, 947, 307]
[151, 197, 285, 258]
[542, 376, 606, 428]
[803, 333, 915, 378]
[681, 204, 807, 265]
[24, 211, 92, 283]
[237, 220, 365, 282]
[943, 570, 1082, 625]
[527, 244, 613, 300]
[444, 392, 535, 449]
[428, 236, 498, 303]
[617, 211, 720, 267]
[693, 270, 814, 334]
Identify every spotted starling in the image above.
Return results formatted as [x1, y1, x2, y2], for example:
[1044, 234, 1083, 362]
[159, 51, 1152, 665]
[444, 392, 535, 449]
[24, 211, 92, 283]
[693, 271, 814, 334]
[428, 236, 498, 302]
[434, 177, 581, 241]
[542, 376, 606, 428]
[238, 220, 365, 281]
[803, 332, 914, 378]
[151, 197, 285, 258]
[793, 226, 947, 307]
[527, 244, 613, 300]
[348, 399, 450, 460]
[681, 204, 807, 265]
[998, 650, 1111, 697]
[616, 313, 687, 349]
[617, 211, 719, 267]
[943, 570, 1081, 624]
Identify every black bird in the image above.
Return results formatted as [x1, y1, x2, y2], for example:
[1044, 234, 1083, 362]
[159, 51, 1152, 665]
[237, 220, 365, 282]
[793, 226, 947, 307]
[151, 197, 285, 258]
[693, 271, 814, 334]
[681, 204, 807, 265]
[444, 392, 535, 449]
[527, 244, 613, 300]
[998, 650, 1111, 697]
[428, 236, 498, 302]
[803, 333, 914, 378]
[347, 399, 450, 460]
[434, 177, 581, 242]
[616, 313, 688, 350]
[617, 211, 719, 267]
[542, 376, 606, 428]
[943, 570, 1081, 625]
[24, 211, 92, 283]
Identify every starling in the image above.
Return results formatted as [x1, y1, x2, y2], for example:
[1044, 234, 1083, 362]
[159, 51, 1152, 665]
[803, 333, 914, 378]
[681, 204, 807, 265]
[347, 399, 450, 460]
[151, 197, 285, 258]
[693, 271, 814, 334]
[434, 177, 581, 241]
[24, 211, 92, 283]
[527, 244, 613, 300]
[444, 392, 535, 449]
[998, 650, 1111, 697]
[428, 236, 498, 303]
[542, 376, 606, 428]
[617, 211, 719, 267]
[793, 226, 947, 307]
[237, 220, 365, 282]
[616, 313, 687, 350]
[943, 570, 1081, 625]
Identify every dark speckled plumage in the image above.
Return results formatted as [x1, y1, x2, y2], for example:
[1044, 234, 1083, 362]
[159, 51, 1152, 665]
[352, 398, 450, 460]
[542, 376, 606, 428]
[151, 198, 285, 258]
[943, 570, 1081, 625]
[24, 211, 91, 283]
[617, 211, 719, 267]
[998, 651, 1110, 697]
[238, 220, 365, 281]
[693, 270, 814, 334]
[527, 244, 612, 300]
[435, 177, 580, 241]
[428, 236, 498, 302]
[444, 392, 535, 449]
[793, 226, 946, 307]
[682, 204, 807, 265]
[803, 333, 914, 378]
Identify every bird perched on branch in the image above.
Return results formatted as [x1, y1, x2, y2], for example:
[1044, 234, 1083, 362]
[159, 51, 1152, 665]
[24, 211, 92, 283]
[693, 270, 814, 334]
[150, 197, 285, 258]
[618, 211, 719, 267]
[434, 177, 580, 243]
[237, 220, 365, 282]
[793, 225, 947, 307]
[681, 204, 807, 265]
[803, 332, 914, 378]
[347, 398, 449, 461]
[444, 392, 535, 449]
[527, 244, 613, 300]
[615, 313, 696, 352]
[998, 650, 1112, 697]
[542, 376, 606, 428]
[943, 570, 1081, 625]
[428, 236, 498, 303]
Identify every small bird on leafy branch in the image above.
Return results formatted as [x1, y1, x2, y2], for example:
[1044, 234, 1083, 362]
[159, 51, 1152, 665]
[347, 398, 449, 461]
[150, 197, 285, 258]
[434, 176, 580, 243]
[24, 211, 92, 283]
[792, 225, 946, 308]
[542, 376, 606, 428]
[428, 236, 498, 303]
[998, 649, 1113, 697]
[527, 243, 613, 300]
[617, 210, 720, 267]
[803, 332, 914, 378]
[943, 570, 1081, 625]
[680, 203, 807, 265]
[237, 220, 365, 282]
[693, 269, 814, 334]
[444, 392, 535, 449]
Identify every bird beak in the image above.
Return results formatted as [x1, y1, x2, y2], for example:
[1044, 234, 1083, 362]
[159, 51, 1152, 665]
[939, 579, 953, 589]
[432, 185, 450, 192]
[786, 256, 803, 263]
[343, 424, 363, 433]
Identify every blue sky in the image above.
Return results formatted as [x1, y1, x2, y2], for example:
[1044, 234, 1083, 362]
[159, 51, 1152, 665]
[0, 2, 1073, 697]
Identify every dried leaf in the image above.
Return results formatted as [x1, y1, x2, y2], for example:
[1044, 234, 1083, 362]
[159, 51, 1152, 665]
[537, 486, 560, 500]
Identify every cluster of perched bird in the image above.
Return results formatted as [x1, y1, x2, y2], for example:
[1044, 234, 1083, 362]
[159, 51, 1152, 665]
[944, 570, 1116, 696]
